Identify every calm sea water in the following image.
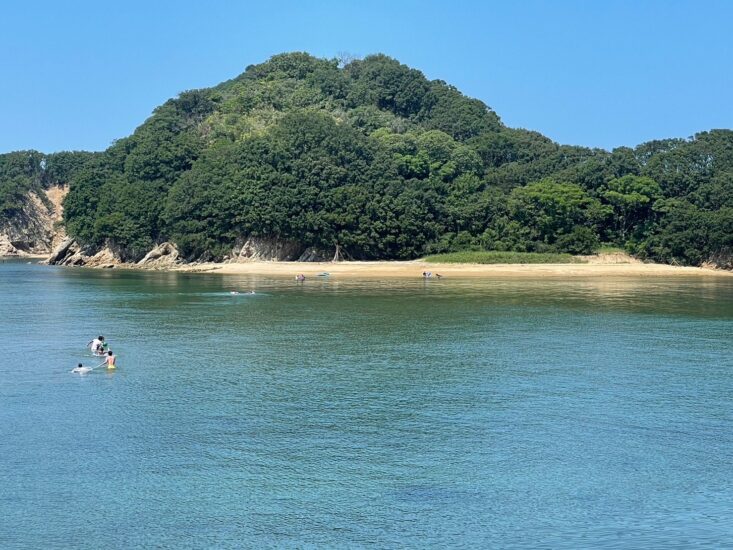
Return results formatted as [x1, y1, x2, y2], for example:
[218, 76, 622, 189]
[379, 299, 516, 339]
[1, 260, 731, 549]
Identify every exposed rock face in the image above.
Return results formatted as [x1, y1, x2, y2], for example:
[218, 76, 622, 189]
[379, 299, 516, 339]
[46, 239, 182, 269]
[44, 238, 122, 267]
[297, 247, 331, 262]
[45, 237, 77, 264]
[233, 236, 305, 261]
[137, 242, 180, 268]
[0, 235, 20, 256]
[84, 247, 121, 268]
[705, 248, 733, 270]
[0, 185, 68, 255]
[50, 241, 86, 266]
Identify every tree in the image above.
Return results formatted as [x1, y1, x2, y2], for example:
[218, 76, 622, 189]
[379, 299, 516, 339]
[507, 180, 609, 252]
[602, 175, 661, 241]
[47, 51, 732, 268]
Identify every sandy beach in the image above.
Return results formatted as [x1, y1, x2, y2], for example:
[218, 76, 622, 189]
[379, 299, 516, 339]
[176, 257, 732, 278]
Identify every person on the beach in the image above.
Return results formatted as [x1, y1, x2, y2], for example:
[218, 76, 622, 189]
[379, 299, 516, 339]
[296, 274, 305, 282]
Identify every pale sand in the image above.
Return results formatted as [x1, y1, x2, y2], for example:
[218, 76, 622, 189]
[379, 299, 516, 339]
[175, 258, 732, 278]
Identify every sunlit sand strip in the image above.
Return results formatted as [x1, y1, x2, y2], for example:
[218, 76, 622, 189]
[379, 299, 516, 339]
[175, 260, 732, 278]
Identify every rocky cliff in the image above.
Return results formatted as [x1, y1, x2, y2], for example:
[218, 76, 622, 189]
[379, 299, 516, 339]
[44, 236, 333, 268]
[230, 236, 330, 262]
[0, 185, 67, 256]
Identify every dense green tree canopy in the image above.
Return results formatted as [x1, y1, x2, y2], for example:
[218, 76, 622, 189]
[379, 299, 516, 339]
[2, 52, 731, 266]
[0, 150, 96, 218]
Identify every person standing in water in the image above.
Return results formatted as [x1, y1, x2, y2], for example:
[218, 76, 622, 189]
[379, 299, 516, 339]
[98, 350, 116, 370]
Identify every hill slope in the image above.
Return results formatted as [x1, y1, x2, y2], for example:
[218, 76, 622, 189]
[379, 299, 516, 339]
[3, 52, 732, 267]
[0, 151, 95, 255]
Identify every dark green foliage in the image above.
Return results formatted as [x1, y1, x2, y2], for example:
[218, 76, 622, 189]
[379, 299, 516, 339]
[7, 52, 728, 266]
[506, 180, 609, 251]
[0, 152, 45, 216]
[164, 111, 443, 260]
[0, 150, 96, 218]
[691, 173, 733, 210]
[602, 175, 661, 242]
[423, 81, 502, 140]
[43, 151, 98, 187]
[555, 227, 600, 255]
[346, 55, 434, 118]
[635, 199, 733, 265]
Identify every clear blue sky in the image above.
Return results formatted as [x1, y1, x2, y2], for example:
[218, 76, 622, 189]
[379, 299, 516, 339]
[1, 0, 731, 153]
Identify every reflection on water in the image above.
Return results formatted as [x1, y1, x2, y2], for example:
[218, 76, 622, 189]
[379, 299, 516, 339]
[0, 263, 731, 548]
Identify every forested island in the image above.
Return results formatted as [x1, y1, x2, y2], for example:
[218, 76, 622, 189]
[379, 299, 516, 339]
[1, 52, 731, 267]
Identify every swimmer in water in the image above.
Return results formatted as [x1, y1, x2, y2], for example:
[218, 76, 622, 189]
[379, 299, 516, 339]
[71, 363, 92, 374]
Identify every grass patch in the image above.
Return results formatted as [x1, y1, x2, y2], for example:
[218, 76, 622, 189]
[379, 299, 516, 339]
[423, 251, 584, 264]
[595, 245, 626, 254]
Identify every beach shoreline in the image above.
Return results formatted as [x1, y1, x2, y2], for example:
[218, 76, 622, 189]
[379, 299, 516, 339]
[172, 259, 733, 278]
[8, 252, 730, 278]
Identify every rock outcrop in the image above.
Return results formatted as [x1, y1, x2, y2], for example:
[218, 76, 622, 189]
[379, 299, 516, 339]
[84, 247, 121, 268]
[704, 248, 733, 270]
[45, 237, 77, 264]
[46, 239, 183, 269]
[0, 185, 68, 256]
[232, 236, 305, 261]
[137, 242, 180, 268]
[44, 238, 122, 267]
[42, 229, 337, 268]
[0, 235, 20, 256]
[297, 247, 331, 262]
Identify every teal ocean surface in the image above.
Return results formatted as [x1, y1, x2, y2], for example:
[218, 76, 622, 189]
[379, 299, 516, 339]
[1, 260, 732, 548]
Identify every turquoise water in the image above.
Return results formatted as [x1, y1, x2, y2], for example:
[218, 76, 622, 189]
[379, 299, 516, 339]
[1, 260, 732, 548]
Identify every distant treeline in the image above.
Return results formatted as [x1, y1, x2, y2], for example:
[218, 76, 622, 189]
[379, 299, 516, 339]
[2, 53, 731, 265]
